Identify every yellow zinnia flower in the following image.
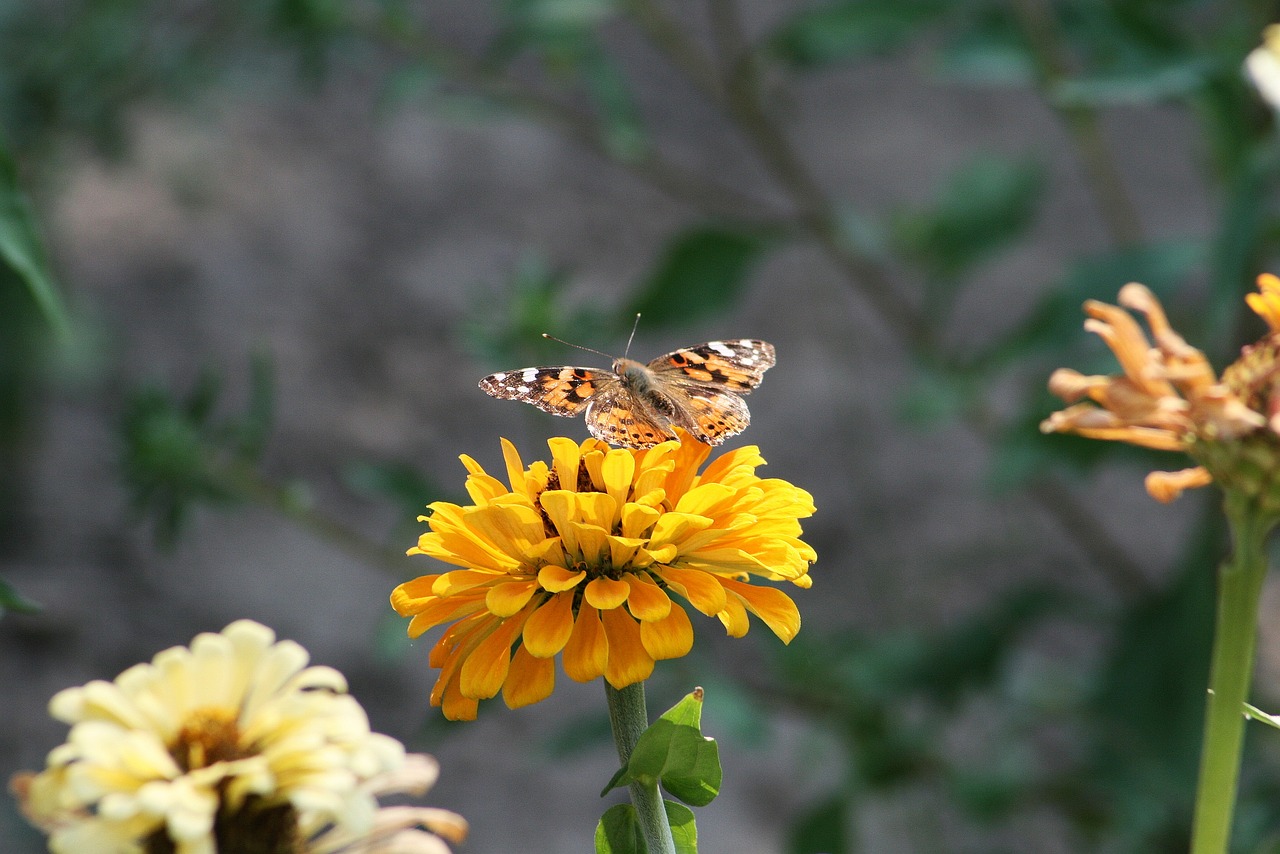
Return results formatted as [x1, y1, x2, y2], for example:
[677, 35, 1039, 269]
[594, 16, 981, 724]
[391, 431, 816, 721]
[1041, 275, 1280, 505]
[11, 620, 467, 854]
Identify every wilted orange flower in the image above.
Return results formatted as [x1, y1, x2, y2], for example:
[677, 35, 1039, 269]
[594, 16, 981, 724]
[1042, 275, 1280, 504]
[391, 431, 816, 720]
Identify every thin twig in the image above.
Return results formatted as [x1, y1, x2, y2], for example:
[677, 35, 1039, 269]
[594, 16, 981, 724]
[363, 14, 777, 222]
[1007, 0, 1144, 247]
[218, 460, 414, 578]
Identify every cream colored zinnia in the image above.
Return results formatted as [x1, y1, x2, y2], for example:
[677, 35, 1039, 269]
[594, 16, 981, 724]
[12, 620, 466, 854]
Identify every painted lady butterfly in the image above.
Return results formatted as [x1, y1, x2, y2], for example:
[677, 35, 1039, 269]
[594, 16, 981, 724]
[478, 339, 776, 448]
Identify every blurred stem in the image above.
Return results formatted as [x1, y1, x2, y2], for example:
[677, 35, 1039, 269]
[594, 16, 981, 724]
[1190, 491, 1276, 853]
[217, 459, 413, 577]
[605, 682, 676, 854]
[1007, 0, 1143, 246]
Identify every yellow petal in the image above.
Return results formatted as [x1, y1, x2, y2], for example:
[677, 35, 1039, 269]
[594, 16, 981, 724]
[486, 580, 539, 617]
[548, 437, 582, 492]
[500, 437, 527, 496]
[601, 606, 654, 689]
[584, 577, 630, 610]
[648, 512, 713, 547]
[459, 610, 529, 699]
[502, 645, 556, 709]
[624, 575, 672, 621]
[601, 450, 636, 509]
[639, 603, 693, 660]
[407, 598, 486, 639]
[562, 608, 607, 683]
[659, 566, 728, 615]
[621, 503, 661, 539]
[538, 565, 586, 592]
[721, 577, 801, 643]
[716, 594, 750, 638]
[390, 576, 442, 614]
[522, 593, 575, 658]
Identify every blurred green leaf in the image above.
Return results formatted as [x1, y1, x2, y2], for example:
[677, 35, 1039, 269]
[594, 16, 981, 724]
[0, 576, 40, 617]
[787, 796, 850, 854]
[933, 6, 1035, 86]
[626, 227, 769, 329]
[771, 0, 949, 68]
[1052, 58, 1217, 107]
[0, 138, 68, 338]
[343, 460, 447, 517]
[121, 361, 277, 547]
[891, 154, 1042, 280]
[979, 241, 1203, 369]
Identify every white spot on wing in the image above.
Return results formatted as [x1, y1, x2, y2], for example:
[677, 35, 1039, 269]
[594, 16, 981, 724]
[708, 342, 735, 356]
[521, 369, 540, 382]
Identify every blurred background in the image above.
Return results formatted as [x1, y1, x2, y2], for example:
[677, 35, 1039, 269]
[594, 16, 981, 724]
[3, 0, 1280, 851]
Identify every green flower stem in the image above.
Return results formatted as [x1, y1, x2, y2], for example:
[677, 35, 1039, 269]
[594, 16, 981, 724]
[1191, 492, 1276, 853]
[606, 682, 676, 854]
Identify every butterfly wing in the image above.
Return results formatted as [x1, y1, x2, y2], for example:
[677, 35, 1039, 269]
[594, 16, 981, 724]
[478, 366, 608, 416]
[647, 339, 776, 393]
[662, 383, 752, 445]
[585, 384, 679, 448]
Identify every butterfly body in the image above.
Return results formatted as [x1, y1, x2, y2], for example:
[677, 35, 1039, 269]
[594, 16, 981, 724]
[479, 339, 776, 449]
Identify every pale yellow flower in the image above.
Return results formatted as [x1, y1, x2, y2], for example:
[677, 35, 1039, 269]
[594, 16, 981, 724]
[1247, 25, 1280, 108]
[12, 620, 466, 854]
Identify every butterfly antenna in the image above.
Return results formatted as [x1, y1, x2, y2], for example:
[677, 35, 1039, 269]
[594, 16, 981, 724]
[622, 313, 642, 359]
[541, 333, 613, 361]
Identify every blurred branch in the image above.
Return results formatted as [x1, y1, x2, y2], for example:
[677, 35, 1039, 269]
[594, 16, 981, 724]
[628, 0, 1153, 596]
[216, 459, 414, 578]
[1007, 0, 1144, 247]
[361, 12, 778, 223]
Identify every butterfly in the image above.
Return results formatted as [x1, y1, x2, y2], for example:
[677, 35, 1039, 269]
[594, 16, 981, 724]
[478, 339, 776, 448]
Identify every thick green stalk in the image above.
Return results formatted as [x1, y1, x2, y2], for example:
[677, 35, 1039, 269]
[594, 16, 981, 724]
[1190, 493, 1275, 853]
[605, 682, 676, 854]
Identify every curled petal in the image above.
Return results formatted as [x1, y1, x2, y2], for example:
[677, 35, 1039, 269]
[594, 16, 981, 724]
[1145, 467, 1213, 503]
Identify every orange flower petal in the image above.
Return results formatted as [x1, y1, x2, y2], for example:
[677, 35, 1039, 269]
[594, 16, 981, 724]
[584, 577, 630, 610]
[486, 580, 539, 617]
[459, 608, 531, 699]
[390, 575, 442, 614]
[639, 603, 693, 660]
[522, 593, 575, 658]
[562, 607, 607, 683]
[716, 594, 750, 637]
[660, 566, 728, 615]
[502, 645, 556, 709]
[721, 577, 801, 643]
[601, 607, 654, 689]
[624, 575, 672, 621]
[537, 565, 586, 592]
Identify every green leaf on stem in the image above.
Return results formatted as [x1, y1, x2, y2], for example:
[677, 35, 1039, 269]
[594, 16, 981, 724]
[595, 801, 698, 853]
[891, 154, 1042, 281]
[626, 227, 767, 329]
[596, 803, 645, 853]
[601, 688, 722, 807]
[770, 0, 949, 68]
[0, 137, 69, 338]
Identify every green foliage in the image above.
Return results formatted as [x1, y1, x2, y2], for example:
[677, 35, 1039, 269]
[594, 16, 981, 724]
[0, 135, 68, 337]
[771, 0, 951, 68]
[626, 227, 770, 330]
[786, 797, 849, 854]
[594, 800, 697, 854]
[121, 358, 275, 546]
[603, 690, 722, 807]
[0, 575, 40, 617]
[891, 154, 1043, 282]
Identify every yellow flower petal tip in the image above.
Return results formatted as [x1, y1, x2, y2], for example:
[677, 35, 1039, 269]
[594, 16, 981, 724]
[391, 431, 816, 719]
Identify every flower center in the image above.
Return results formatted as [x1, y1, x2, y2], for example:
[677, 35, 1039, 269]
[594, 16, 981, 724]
[171, 707, 248, 771]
